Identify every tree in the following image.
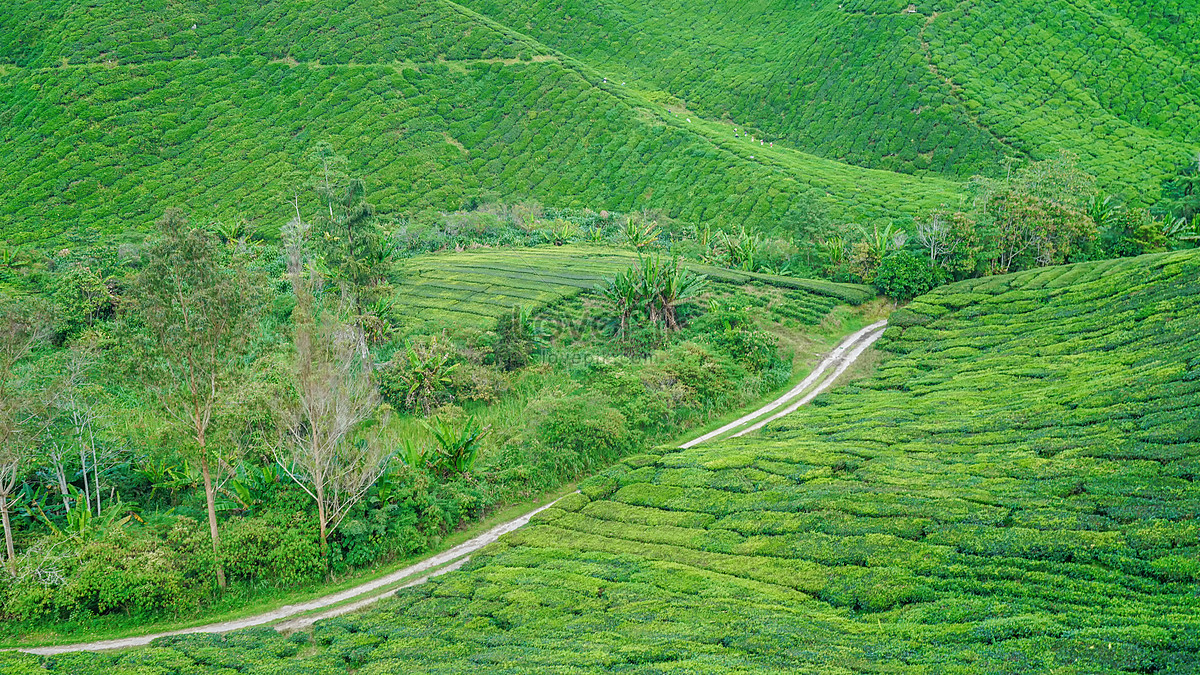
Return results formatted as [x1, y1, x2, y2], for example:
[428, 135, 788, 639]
[0, 295, 52, 574]
[874, 250, 940, 301]
[46, 340, 111, 518]
[596, 256, 708, 337]
[778, 192, 837, 273]
[278, 221, 388, 558]
[915, 210, 981, 279]
[490, 306, 541, 371]
[125, 209, 264, 590]
[288, 145, 395, 342]
[1101, 207, 1167, 258]
[1158, 153, 1200, 245]
[986, 191, 1094, 273]
[969, 152, 1098, 274]
[295, 144, 391, 304]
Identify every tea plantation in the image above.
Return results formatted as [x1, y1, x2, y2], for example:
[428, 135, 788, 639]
[0, 0, 961, 245]
[456, 0, 1195, 194]
[392, 245, 871, 332]
[14, 250, 1195, 672]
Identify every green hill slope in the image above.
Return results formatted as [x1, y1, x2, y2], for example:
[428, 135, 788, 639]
[392, 245, 871, 332]
[0, 0, 960, 245]
[23, 252, 1199, 672]
[458, 0, 1197, 194]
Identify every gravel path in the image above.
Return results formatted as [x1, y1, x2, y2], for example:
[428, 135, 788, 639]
[17, 319, 887, 655]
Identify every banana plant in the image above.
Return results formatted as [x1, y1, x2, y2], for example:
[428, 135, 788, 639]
[424, 416, 490, 476]
[622, 216, 661, 250]
[397, 439, 427, 471]
[857, 222, 906, 260]
[212, 218, 247, 244]
[0, 245, 28, 268]
[596, 255, 708, 334]
[399, 338, 459, 414]
[819, 235, 849, 266]
[595, 266, 640, 337]
[719, 228, 762, 271]
[134, 455, 194, 501]
[655, 256, 708, 330]
[542, 219, 578, 246]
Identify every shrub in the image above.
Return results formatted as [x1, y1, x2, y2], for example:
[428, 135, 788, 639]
[527, 391, 631, 476]
[488, 306, 541, 371]
[706, 326, 781, 372]
[377, 335, 459, 414]
[221, 512, 323, 585]
[874, 250, 940, 300]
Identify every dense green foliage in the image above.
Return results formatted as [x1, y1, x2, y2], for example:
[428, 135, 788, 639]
[459, 0, 1196, 196]
[0, 0, 960, 246]
[0, 0, 539, 67]
[923, 0, 1198, 198]
[458, 0, 1008, 176]
[873, 250, 939, 300]
[0, 235, 867, 636]
[20, 249, 1198, 671]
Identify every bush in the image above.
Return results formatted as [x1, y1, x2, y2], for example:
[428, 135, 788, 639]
[527, 391, 631, 476]
[377, 335, 459, 414]
[488, 306, 540, 371]
[221, 512, 323, 585]
[706, 326, 781, 372]
[874, 250, 940, 300]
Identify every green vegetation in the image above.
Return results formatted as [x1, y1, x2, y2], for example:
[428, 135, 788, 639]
[16, 249, 1196, 672]
[923, 0, 1198, 198]
[460, 0, 1196, 196]
[391, 245, 869, 334]
[0, 221, 872, 643]
[0, 0, 960, 246]
[1, 0, 1199, 662]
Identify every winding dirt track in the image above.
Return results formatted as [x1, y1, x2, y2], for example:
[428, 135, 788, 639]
[18, 320, 887, 655]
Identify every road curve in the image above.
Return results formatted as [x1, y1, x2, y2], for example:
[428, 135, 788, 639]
[680, 319, 887, 448]
[17, 319, 888, 655]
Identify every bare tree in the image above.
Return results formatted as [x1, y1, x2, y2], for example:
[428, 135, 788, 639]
[916, 215, 951, 265]
[47, 341, 107, 517]
[125, 209, 264, 590]
[277, 220, 388, 558]
[0, 295, 52, 574]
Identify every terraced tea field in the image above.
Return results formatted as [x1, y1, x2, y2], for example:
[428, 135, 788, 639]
[458, 0, 1196, 196]
[24, 252, 1197, 673]
[0, 0, 961, 245]
[392, 245, 872, 331]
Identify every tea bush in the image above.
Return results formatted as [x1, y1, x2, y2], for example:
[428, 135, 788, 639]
[31, 250, 1198, 672]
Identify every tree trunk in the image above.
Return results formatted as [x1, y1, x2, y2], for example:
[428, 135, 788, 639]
[0, 496, 14, 575]
[89, 426, 101, 514]
[316, 480, 329, 557]
[78, 447, 91, 516]
[53, 454, 71, 513]
[200, 454, 227, 590]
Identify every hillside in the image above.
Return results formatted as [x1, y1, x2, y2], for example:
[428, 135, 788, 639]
[17, 251, 1198, 671]
[457, 0, 1197, 195]
[0, 0, 960, 245]
[391, 245, 871, 332]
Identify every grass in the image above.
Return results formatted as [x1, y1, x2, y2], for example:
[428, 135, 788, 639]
[21, 249, 1198, 672]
